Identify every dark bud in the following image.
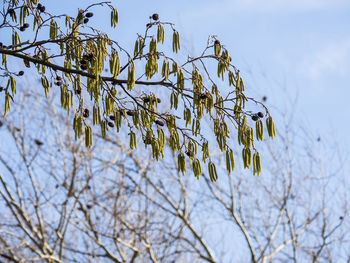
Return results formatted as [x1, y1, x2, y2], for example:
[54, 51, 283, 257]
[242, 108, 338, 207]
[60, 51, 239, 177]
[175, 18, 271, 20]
[80, 59, 87, 65]
[86, 204, 93, 209]
[37, 3, 42, 9]
[83, 18, 89, 24]
[126, 110, 134, 116]
[186, 150, 194, 157]
[83, 108, 89, 118]
[155, 120, 164, 126]
[199, 93, 208, 99]
[87, 54, 93, 61]
[152, 13, 159, 21]
[0, 121, 3, 127]
[19, 26, 26, 32]
[39, 6, 45, 12]
[55, 184, 59, 189]
[54, 81, 62, 86]
[0, 87, 4, 92]
[107, 121, 115, 128]
[18, 71, 24, 76]
[85, 12, 94, 18]
[34, 139, 43, 146]
[146, 23, 152, 28]
[339, 216, 344, 220]
[23, 23, 29, 28]
[157, 98, 161, 103]
[262, 96, 267, 102]
[142, 97, 150, 103]
[76, 89, 81, 95]
[257, 112, 264, 118]
[109, 114, 116, 121]
[0, 42, 2, 48]
[8, 8, 15, 15]
[56, 76, 62, 81]
[251, 115, 259, 121]
[214, 40, 220, 46]
[80, 64, 88, 70]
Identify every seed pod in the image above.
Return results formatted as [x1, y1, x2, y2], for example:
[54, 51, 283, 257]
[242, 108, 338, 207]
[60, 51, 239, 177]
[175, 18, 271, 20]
[251, 115, 259, 121]
[56, 76, 62, 81]
[126, 110, 134, 116]
[142, 97, 150, 103]
[157, 98, 161, 103]
[108, 121, 114, 128]
[83, 18, 89, 24]
[83, 108, 89, 118]
[55, 81, 62, 86]
[257, 112, 264, 118]
[18, 71, 24, 76]
[152, 13, 159, 21]
[20, 26, 26, 31]
[80, 65, 87, 70]
[80, 59, 87, 65]
[34, 139, 43, 146]
[23, 23, 29, 28]
[155, 120, 164, 126]
[109, 114, 115, 120]
[85, 12, 94, 18]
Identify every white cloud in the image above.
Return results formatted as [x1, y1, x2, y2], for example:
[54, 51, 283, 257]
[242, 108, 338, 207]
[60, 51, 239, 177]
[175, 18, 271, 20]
[300, 38, 350, 79]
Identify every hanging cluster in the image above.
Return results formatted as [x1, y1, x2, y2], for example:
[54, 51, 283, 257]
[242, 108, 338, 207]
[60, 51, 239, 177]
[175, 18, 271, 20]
[0, 1, 276, 181]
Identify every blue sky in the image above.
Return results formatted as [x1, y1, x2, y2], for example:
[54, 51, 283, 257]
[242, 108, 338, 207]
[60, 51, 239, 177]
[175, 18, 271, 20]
[46, 0, 350, 148]
[15, 0, 350, 149]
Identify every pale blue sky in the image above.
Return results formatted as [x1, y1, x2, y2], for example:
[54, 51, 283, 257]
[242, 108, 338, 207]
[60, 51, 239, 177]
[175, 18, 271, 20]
[44, 0, 350, 148]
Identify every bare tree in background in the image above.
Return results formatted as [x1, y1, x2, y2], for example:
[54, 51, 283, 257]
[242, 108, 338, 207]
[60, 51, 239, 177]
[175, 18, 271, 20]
[1, 88, 349, 262]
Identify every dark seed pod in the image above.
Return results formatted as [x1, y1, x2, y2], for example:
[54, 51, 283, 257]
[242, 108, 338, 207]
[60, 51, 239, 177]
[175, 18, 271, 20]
[0, 87, 4, 92]
[142, 97, 150, 103]
[126, 110, 134, 116]
[19, 26, 26, 32]
[39, 6, 45, 12]
[80, 59, 87, 65]
[257, 112, 264, 118]
[55, 81, 62, 86]
[146, 23, 152, 28]
[23, 23, 29, 28]
[157, 98, 161, 103]
[199, 93, 207, 99]
[18, 71, 24, 76]
[152, 13, 159, 21]
[8, 8, 15, 15]
[262, 96, 267, 102]
[34, 139, 43, 146]
[83, 109, 89, 118]
[186, 150, 194, 157]
[56, 76, 62, 81]
[251, 115, 259, 121]
[37, 3, 42, 9]
[87, 54, 93, 61]
[155, 120, 164, 126]
[76, 89, 81, 95]
[80, 65, 88, 70]
[108, 122, 115, 128]
[0, 42, 3, 48]
[86, 204, 93, 209]
[214, 40, 220, 46]
[109, 114, 116, 121]
[85, 12, 94, 18]
[83, 18, 89, 24]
